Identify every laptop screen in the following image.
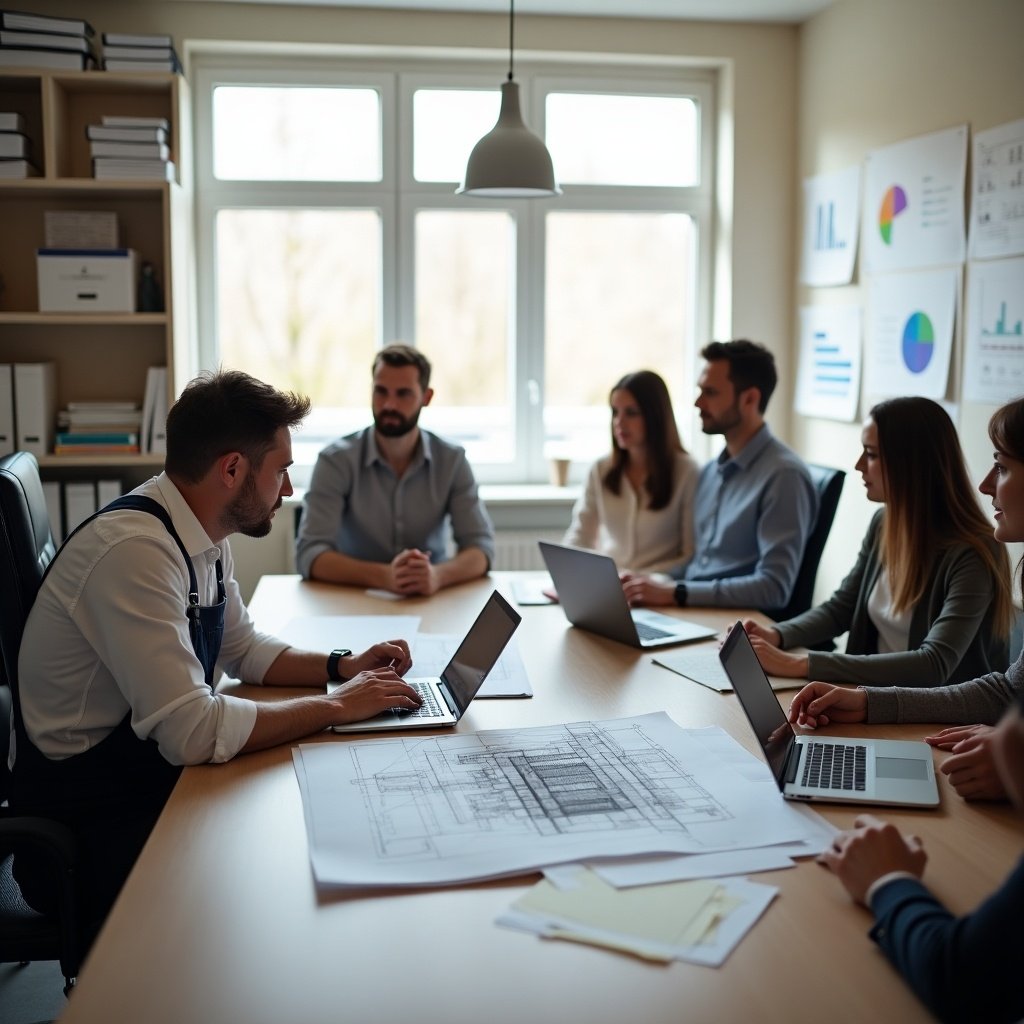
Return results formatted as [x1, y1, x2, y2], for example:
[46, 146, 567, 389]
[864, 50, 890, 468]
[441, 591, 521, 714]
[719, 624, 795, 785]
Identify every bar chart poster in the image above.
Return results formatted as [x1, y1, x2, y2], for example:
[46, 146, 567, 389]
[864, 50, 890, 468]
[795, 305, 862, 421]
[969, 118, 1024, 261]
[863, 126, 967, 274]
[866, 268, 957, 400]
[799, 166, 860, 286]
[963, 257, 1024, 404]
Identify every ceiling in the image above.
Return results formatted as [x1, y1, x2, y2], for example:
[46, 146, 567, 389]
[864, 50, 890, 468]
[178, 0, 835, 23]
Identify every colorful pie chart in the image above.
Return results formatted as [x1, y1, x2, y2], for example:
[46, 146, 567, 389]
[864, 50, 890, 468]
[902, 311, 934, 374]
[879, 185, 908, 245]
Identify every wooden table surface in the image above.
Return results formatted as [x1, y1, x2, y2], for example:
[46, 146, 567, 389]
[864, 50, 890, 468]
[59, 574, 1024, 1024]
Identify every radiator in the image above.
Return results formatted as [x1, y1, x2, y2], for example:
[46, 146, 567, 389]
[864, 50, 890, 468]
[492, 530, 562, 571]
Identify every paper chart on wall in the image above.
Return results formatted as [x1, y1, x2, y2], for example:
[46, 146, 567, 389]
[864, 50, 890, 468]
[865, 268, 957, 401]
[862, 125, 967, 274]
[799, 165, 861, 286]
[963, 257, 1024, 404]
[969, 118, 1024, 260]
[794, 304, 862, 421]
[292, 712, 812, 890]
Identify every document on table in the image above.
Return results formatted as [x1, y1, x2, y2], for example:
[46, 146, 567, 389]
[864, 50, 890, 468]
[653, 648, 808, 691]
[292, 712, 816, 890]
[279, 615, 422, 654]
[411, 633, 532, 697]
[497, 867, 778, 966]
[509, 574, 556, 606]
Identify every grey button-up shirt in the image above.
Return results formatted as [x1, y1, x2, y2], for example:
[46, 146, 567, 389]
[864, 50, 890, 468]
[296, 427, 495, 578]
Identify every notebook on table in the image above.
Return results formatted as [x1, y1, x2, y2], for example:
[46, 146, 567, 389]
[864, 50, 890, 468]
[538, 541, 717, 649]
[330, 590, 521, 733]
[718, 623, 939, 807]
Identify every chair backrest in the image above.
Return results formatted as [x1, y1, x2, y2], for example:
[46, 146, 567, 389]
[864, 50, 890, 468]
[0, 452, 56, 692]
[764, 462, 845, 623]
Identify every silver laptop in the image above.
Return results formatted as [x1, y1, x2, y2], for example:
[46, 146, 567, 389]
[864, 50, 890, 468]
[719, 623, 939, 807]
[331, 591, 521, 733]
[538, 541, 717, 649]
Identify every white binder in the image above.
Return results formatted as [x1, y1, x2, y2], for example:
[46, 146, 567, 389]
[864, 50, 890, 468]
[42, 480, 63, 541]
[14, 362, 57, 456]
[63, 481, 97, 533]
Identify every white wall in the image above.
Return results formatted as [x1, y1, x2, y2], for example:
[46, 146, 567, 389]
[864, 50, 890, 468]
[795, 0, 1024, 600]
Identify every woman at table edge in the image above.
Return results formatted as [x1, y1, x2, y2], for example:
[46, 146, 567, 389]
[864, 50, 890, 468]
[789, 395, 1024, 804]
[742, 396, 1012, 687]
[562, 369, 700, 574]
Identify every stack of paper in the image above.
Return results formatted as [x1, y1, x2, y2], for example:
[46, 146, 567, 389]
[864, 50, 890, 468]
[498, 866, 777, 966]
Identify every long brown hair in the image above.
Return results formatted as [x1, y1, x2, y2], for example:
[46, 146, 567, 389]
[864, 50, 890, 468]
[871, 397, 1012, 635]
[988, 396, 1024, 599]
[602, 371, 685, 510]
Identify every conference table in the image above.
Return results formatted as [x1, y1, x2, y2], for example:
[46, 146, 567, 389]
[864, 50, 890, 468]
[60, 573, 1024, 1024]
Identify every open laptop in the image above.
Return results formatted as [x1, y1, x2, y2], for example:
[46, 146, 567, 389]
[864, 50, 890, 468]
[330, 590, 521, 733]
[538, 541, 717, 649]
[719, 623, 939, 807]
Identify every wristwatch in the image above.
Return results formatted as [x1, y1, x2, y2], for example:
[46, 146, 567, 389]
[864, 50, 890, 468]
[326, 648, 352, 683]
[673, 582, 689, 608]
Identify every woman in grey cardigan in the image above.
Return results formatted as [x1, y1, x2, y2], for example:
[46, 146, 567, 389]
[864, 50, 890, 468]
[742, 396, 1013, 687]
[789, 396, 1024, 802]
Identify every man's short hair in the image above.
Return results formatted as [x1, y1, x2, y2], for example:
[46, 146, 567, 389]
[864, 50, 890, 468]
[164, 370, 311, 483]
[372, 344, 432, 391]
[700, 339, 777, 413]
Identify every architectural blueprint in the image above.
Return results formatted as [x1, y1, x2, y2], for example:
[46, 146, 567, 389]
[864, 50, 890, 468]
[293, 713, 811, 889]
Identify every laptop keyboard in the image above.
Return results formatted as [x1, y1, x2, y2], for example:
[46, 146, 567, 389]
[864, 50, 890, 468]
[634, 620, 674, 641]
[800, 741, 867, 791]
[389, 680, 445, 719]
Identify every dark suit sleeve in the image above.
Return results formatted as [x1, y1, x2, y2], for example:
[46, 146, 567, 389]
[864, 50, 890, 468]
[868, 856, 1024, 1023]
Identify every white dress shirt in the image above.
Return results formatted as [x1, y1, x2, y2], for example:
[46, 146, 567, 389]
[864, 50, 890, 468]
[15, 474, 287, 766]
[563, 451, 699, 573]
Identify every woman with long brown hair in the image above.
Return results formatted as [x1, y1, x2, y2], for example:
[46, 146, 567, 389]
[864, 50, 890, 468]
[743, 396, 1012, 685]
[563, 370, 699, 573]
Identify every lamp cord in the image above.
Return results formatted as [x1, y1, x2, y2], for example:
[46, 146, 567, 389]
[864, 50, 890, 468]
[507, 0, 514, 81]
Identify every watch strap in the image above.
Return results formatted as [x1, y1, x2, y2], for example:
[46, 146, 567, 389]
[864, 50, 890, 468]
[326, 648, 352, 682]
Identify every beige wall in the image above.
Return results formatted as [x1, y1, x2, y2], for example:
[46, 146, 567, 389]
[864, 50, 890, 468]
[795, 0, 1024, 600]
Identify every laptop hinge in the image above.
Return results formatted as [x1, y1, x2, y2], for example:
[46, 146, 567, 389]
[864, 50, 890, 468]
[783, 742, 802, 786]
[437, 677, 460, 717]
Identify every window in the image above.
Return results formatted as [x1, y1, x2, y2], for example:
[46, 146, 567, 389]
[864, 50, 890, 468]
[194, 56, 715, 484]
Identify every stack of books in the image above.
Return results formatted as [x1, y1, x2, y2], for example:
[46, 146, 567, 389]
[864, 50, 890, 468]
[0, 109, 38, 178]
[55, 401, 142, 456]
[101, 31, 180, 73]
[87, 115, 175, 181]
[0, 9, 97, 70]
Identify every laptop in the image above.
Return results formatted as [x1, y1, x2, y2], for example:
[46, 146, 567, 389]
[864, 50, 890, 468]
[330, 590, 521, 733]
[538, 541, 717, 649]
[718, 623, 939, 807]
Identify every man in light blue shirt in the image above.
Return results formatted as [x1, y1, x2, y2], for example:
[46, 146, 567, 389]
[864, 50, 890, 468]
[622, 339, 817, 611]
[296, 345, 495, 596]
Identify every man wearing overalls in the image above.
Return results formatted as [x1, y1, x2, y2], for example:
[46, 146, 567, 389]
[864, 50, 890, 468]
[9, 370, 422, 945]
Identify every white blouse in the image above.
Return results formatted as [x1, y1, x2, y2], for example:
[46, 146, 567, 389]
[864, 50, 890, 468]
[563, 450, 699, 574]
[867, 569, 913, 654]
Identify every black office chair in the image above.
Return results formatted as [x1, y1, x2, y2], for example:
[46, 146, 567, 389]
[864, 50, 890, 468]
[0, 451, 82, 994]
[763, 463, 845, 626]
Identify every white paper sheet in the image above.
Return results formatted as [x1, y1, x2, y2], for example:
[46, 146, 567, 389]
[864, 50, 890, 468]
[410, 633, 532, 697]
[292, 712, 813, 890]
[969, 118, 1024, 260]
[963, 256, 1024, 404]
[652, 648, 808, 692]
[795, 305, 862, 422]
[865, 267, 958, 400]
[863, 125, 967, 273]
[799, 165, 861, 286]
[279, 615, 421, 656]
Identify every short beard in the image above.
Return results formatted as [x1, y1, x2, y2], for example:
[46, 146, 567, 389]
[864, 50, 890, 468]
[374, 409, 420, 438]
[700, 401, 742, 436]
[224, 474, 277, 538]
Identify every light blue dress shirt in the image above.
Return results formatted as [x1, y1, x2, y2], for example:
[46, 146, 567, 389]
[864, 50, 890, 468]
[296, 427, 495, 578]
[679, 424, 818, 610]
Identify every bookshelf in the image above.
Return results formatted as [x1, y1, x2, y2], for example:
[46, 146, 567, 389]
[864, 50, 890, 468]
[0, 69, 193, 490]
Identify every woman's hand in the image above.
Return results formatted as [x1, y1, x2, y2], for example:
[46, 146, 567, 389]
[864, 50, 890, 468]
[788, 682, 867, 728]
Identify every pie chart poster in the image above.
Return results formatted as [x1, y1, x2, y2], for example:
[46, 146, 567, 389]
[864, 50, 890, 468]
[866, 268, 957, 400]
[863, 125, 967, 274]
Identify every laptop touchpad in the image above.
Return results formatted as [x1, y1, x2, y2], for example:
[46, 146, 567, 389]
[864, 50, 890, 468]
[875, 756, 928, 780]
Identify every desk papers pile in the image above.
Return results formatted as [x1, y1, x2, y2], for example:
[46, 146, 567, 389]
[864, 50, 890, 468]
[653, 648, 808, 692]
[498, 867, 777, 966]
[292, 712, 833, 891]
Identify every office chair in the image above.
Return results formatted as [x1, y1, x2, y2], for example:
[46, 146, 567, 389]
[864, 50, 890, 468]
[763, 463, 845, 626]
[0, 451, 82, 994]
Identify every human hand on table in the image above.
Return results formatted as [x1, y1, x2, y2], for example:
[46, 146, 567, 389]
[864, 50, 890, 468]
[788, 682, 867, 728]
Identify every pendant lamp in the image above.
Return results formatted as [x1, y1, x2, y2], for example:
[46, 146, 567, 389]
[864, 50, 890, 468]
[457, 0, 561, 198]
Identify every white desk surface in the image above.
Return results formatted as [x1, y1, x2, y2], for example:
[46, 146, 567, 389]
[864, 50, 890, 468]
[59, 574, 1024, 1024]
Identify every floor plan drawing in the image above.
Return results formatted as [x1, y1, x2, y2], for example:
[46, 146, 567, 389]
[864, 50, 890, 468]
[348, 718, 732, 860]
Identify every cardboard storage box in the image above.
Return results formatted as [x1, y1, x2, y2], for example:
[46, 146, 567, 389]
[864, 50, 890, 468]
[37, 248, 136, 312]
